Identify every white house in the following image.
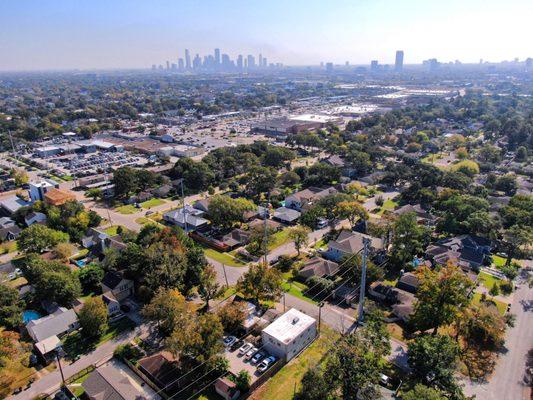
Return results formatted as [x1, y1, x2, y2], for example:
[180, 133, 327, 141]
[262, 308, 317, 362]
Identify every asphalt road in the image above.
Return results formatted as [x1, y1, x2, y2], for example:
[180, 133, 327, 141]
[463, 263, 532, 400]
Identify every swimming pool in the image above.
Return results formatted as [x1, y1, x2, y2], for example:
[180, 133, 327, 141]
[23, 310, 42, 324]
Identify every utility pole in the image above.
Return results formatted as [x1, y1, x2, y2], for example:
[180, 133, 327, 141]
[56, 350, 65, 386]
[181, 179, 188, 234]
[357, 237, 371, 326]
[318, 302, 323, 334]
[262, 195, 270, 265]
[221, 263, 229, 287]
[8, 130, 17, 161]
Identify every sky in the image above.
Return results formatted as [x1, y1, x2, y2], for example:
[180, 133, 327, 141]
[0, 0, 532, 71]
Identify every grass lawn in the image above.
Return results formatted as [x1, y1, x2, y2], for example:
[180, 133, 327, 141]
[252, 327, 339, 400]
[313, 238, 327, 250]
[0, 241, 17, 254]
[268, 228, 292, 251]
[378, 198, 398, 215]
[115, 204, 138, 214]
[7, 276, 28, 289]
[140, 198, 165, 209]
[492, 255, 507, 268]
[62, 317, 136, 360]
[478, 271, 502, 290]
[103, 225, 126, 236]
[135, 217, 158, 225]
[0, 352, 38, 396]
[282, 281, 317, 305]
[472, 293, 508, 315]
[204, 247, 246, 267]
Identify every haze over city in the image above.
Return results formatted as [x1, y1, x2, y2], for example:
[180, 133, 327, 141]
[1, 0, 532, 71]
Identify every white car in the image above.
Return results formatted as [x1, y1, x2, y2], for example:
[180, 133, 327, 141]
[257, 356, 276, 373]
[238, 342, 253, 356]
[244, 347, 258, 361]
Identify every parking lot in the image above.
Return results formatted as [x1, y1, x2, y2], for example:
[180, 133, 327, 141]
[224, 336, 278, 382]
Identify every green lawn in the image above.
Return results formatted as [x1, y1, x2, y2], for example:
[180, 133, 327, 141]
[140, 198, 165, 209]
[478, 271, 502, 290]
[204, 247, 246, 267]
[282, 280, 317, 305]
[103, 225, 125, 236]
[115, 204, 138, 214]
[268, 228, 292, 251]
[135, 217, 157, 225]
[0, 241, 17, 254]
[492, 255, 507, 268]
[254, 327, 339, 400]
[378, 198, 398, 215]
[472, 293, 508, 315]
[62, 317, 136, 360]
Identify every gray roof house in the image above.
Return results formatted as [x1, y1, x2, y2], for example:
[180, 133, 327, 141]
[285, 186, 337, 211]
[0, 195, 30, 215]
[24, 211, 47, 226]
[26, 307, 78, 356]
[163, 205, 209, 231]
[324, 230, 385, 262]
[298, 257, 340, 280]
[273, 207, 301, 224]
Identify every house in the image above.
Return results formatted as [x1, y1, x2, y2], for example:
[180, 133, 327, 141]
[0, 195, 30, 216]
[426, 235, 491, 272]
[232, 296, 260, 332]
[137, 351, 180, 389]
[43, 188, 76, 206]
[101, 271, 134, 303]
[163, 206, 209, 231]
[24, 211, 47, 226]
[298, 257, 340, 280]
[396, 272, 419, 294]
[0, 225, 21, 242]
[323, 154, 345, 168]
[28, 179, 59, 202]
[0, 217, 15, 229]
[285, 186, 337, 211]
[26, 307, 78, 358]
[262, 308, 317, 362]
[153, 184, 173, 198]
[82, 228, 126, 254]
[359, 171, 386, 185]
[215, 377, 240, 400]
[273, 207, 301, 224]
[193, 198, 212, 213]
[369, 282, 416, 323]
[323, 230, 385, 263]
[82, 360, 161, 400]
[392, 203, 435, 225]
[222, 228, 252, 249]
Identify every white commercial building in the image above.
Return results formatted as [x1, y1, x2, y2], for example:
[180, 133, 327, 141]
[29, 179, 59, 202]
[262, 308, 317, 362]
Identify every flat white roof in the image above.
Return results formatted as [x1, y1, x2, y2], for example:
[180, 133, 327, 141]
[262, 308, 315, 344]
[289, 114, 338, 123]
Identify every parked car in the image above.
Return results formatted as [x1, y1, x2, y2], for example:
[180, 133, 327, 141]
[244, 347, 258, 361]
[145, 210, 154, 216]
[258, 356, 276, 373]
[238, 342, 253, 356]
[250, 351, 265, 365]
[223, 336, 237, 347]
[317, 218, 328, 229]
[230, 339, 244, 352]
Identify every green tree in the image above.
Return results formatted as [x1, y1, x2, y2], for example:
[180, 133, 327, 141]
[197, 264, 223, 309]
[207, 195, 255, 230]
[35, 270, 81, 306]
[288, 225, 311, 256]
[450, 160, 479, 177]
[295, 367, 333, 400]
[502, 225, 533, 266]
[515, 146, 528, 162]
[0, 284, 24, 329]
[236, 263, 282, 304]
[411, 264, 473, 333]
[390, 212, 430, 268]
[335, 200, 369, 228]
[232, 370, 251, 392]
[18, 224, 69, 253]
[403, 384, 447, 400]
[85, 188, 102, 201]
[78, 296, 108, 338]
[408, 334, 462, 398]
[142, 288, 192, 336]
[216, 301, 246, 332]
[77, 264, 105, 294]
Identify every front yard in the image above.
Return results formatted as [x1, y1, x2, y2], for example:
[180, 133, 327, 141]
[140, 198, 165, 209]
[115, 204, 138, 214]
[62, 317, 136, 360]
[204, 247, 247, 267]
[268, 228, 292, 251]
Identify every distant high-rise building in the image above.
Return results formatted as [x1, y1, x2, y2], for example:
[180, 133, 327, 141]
[326, 62, 333, 72]
[370, 60, 379, 71]
[395, 50, 404, 71]
[151, 64, 156, 70]
[423, 58, 439, 71]
[345, 61, 349, 66]
[166, 61, 170, 70]
[244, 58, 248, 68]
[320, 61, 324, 68]
[178, 58, 184, 70]
[258, 54, 263, 67]
[247, 54, 255, 68]
[193, 54, 201, 69]
[214, 48, 221, 65]
[185, 49, 191, 69]
[526, 57, 533, 71]
[171, 63, 177, 70]
[237, 55, 243, 70]
[262, 57, 267, 67]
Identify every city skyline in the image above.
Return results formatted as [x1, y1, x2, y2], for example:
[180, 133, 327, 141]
[1, 0, 532, 71]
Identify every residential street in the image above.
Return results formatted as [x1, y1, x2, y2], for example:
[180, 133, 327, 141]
[463, 262, 532, 400]
[8, 322, 151, 400]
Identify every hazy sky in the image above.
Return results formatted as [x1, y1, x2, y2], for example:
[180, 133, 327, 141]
[1, 0, 532, 71]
